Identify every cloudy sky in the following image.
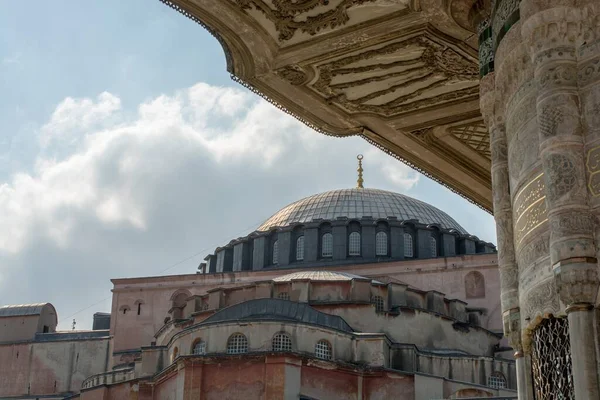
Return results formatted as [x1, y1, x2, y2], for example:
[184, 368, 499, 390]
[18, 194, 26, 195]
[0, 1, 495, 330]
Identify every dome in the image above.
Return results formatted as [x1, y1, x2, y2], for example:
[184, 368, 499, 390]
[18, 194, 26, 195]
[258, 188, 467, 234]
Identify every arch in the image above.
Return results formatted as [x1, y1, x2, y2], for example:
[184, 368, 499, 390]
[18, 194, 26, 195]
[272, 332, 292, 352]
[170, 289, 192, 302]
[171, 346, 179, 363]
[348, 231, 361, 256]
[404, 233, 414, 257]
[487, 371, 507, 389]
[371, 295, 385, 313]
[134, 300, 144, 316]
[227, 333, 248, 354]
[321, 232, 333, 257]
[375, 231, 388, 256]
[430, 236, 437, 257]
[315, 340, 332, 360]
[296, 235, 305, 261]
[191, 339, 207, 355]
[465, 271, 485, 298]
[119, 305, 131, 315]
[272, 240, 279, 265]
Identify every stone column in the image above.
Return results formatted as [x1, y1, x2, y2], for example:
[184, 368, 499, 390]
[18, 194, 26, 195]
[522, 5, 600, 398]
[480, 70, 532, 399]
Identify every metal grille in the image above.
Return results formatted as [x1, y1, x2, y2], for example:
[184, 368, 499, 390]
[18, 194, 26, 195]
[376, 231, 387, 256]
[315, 340, 332, 360]
[193, 340, 206, 355]
[272, 333, 292, 352]
[272, 240, 279, 265]
[227, 333, 248, 354]
[372, 295, 385, 313]
[404, 233, 413, 257]
[296, 235, 305, 260]
[531, 317, 574, 399]
[349, 232, 361, 255]
[488, 371, 507, 389]
[430, 236, 437, 257]
[322, 233, 333, 257]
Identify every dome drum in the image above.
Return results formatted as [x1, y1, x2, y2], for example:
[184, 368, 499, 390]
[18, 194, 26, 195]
[203, 216, 495, 274]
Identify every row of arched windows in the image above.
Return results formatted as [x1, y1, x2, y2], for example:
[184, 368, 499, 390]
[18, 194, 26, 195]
[174, 333, 333, 361]
[272, 232, 440, 264]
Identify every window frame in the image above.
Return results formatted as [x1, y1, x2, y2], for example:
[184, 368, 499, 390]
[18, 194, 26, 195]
[226, 333, 248, 355]
[192, 340, 206, 355]
[272, 240, 279, 265]
[404, 233, 414, 258]
[375, 231, 388, 256]
[487, 371, 507, 389]
[430, 236, 437, 257]
[371, 295, 385, 313]
[315, 339, 332, 360]
[296, 235, 305, 261]
[321, 233, 333, 258]
[348, 231, 361, 256]
[272, 332, 292, 352]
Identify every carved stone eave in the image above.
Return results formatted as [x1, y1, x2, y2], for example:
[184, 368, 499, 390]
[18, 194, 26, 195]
[160, 0, 495, 211]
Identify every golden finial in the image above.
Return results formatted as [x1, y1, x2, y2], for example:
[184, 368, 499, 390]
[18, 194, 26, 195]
[357, 154, 364, 189]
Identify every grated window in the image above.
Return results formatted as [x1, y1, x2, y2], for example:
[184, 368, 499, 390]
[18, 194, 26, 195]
[272, 333, 292, 352]
[315, 340, 332, 360]
[404, 233, 413, 257]
[376, 231, 388, 256]
[430, 236, 437, 257]
[322, 233, 333, 257]
[193, 340, 206, 355]
[296, 236, 305, 261]
[278, 292, 290, 301]
[349, 232, 361, 256]
[272, 240, 279, 265]
[227, 333, 248, 354]
[487, 372, 507, 389]
[371, 295, 385, 313]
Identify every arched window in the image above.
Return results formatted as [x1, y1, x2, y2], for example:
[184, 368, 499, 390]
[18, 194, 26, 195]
[278, 292, 290, 301]
[322, 233, 333, 257]
[227, 333, 248, 354]
[349, 232, 361, 256]
[272, 240, 279, 265]
[465, 271, 486, 298]
[296, 236, 305, 261]
[171, 347, 179, 363]
[375, 231, 388, 256]
[488, 371, 507, 389]
[272, 333, 292, 352]
[192, 340, 206, 355]
[404, 233, 414, 257]
[430, 236, 437, 257]
[371, 295, 385, 313]
[315, 340, 332, 360]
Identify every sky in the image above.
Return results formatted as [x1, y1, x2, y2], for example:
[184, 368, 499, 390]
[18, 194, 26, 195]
[0, 1, 496, 330]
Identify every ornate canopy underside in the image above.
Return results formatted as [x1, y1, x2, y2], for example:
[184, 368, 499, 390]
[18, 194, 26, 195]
[160, 0, 491, 211]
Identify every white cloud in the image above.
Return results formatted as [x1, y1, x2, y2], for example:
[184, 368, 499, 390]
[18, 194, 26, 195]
[0, 82, 420, 255]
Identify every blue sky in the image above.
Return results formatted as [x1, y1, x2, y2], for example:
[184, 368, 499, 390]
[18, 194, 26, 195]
[0, 1, 496, 330]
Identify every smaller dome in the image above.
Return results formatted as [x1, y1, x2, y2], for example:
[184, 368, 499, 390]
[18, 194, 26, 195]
[273, 271, 381, 284]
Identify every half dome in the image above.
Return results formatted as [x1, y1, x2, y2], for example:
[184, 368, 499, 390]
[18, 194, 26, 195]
[258, 188, 467, 234]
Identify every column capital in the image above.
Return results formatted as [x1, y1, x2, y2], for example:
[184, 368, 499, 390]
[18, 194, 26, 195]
[553, 258, 600, 305]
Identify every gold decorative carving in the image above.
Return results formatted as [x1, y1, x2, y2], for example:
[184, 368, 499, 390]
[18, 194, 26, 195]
[586, 145, 600, 196]
[311, 37, 479, 117]
[514, 173, 548, 246]
[235, 0, 377, 41]
[450, 121, 491, 159]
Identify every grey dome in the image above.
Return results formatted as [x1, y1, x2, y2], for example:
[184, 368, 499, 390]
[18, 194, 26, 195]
[258, 188, 467, 234]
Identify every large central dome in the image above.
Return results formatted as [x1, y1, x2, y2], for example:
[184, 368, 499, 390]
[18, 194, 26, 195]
[257, 188, 467, 234]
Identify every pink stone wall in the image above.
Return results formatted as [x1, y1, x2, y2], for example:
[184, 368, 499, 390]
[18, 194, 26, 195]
[0, 315, 39, 342]
[0, 338, 109, 397]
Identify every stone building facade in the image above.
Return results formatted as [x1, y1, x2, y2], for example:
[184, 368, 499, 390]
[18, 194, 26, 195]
[1, 185, 516, 399]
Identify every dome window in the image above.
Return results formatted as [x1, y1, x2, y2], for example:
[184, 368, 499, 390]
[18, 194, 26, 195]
[315, 340, 332, 360]
[321, 233, 333, 257]
[375, 231, 388, 256]
[272, 240, 279, 265]
[296, 235, 305, 261]
[278, 292, 290, 301]
[404, 233, 414, 257]
[349, 232, 361, 256]
[371, 295, 385, 313]
[272, 333, 292, 352]
[430, 236, 437, 257]
[227, 333, 248, 354]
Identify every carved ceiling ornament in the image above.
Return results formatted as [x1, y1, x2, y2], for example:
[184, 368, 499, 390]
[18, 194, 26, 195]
[310, 36, 479, 117]
[235, 0, 378, 41]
